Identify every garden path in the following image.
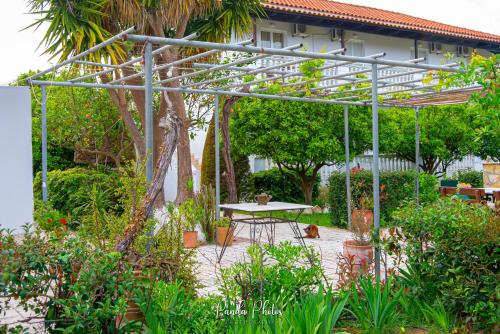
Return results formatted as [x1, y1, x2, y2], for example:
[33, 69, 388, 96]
[195, 217, 354, 296]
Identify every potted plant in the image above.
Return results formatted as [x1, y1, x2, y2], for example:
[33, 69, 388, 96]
[343, 210, 373, 273]
[181, 199, 199, 249]
[216, 217, 234, 247]
[352, 193, 374, 228]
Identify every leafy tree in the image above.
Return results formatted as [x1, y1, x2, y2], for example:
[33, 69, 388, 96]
[231, 99, 371, 204]
[16, 71, 134, 172]
[27, 0, 265, 205]
[379, 105, 475, 176]
[441, 53, 500, 161]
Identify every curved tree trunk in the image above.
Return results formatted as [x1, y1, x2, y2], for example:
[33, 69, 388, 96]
[220, 90, 248, 216]
[115, 94, 180, 254]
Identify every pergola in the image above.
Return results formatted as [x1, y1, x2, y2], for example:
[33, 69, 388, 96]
[26, 27, 477, 278]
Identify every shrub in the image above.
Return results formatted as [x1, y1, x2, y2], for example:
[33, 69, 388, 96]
[453, 168, 483, 187]
[328, 170, 438, 227]
[0, 225, 134, 333]
[392, 198, 499, 330]
[246, 168, 319, 203]
[218, 241, 324, 303]
[33, 167, 122, 220]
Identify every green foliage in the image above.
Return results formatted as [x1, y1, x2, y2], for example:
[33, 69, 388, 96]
[232, 98, 371, 203]
[348, 276, 402, 334]
[392, 198, 499, 329]
[218, 242, 324, 303]
[0, 225, 134, 333]
[194, 185, 217, 242]
[15, 71, 134, 174]
[33, 167, 122, 221]
[453, 168, 483, 187]
[328, 170, 438, 227]
[246, 168, 319, 203]
[137, 281, 223, 334]
[442, 54, 500, 161]
[379, 106, 476, 175]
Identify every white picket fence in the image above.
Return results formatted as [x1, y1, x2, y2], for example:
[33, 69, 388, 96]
[318, 154, 483, 185]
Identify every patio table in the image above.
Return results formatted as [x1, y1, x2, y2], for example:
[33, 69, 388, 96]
[217, 201, 313, 263]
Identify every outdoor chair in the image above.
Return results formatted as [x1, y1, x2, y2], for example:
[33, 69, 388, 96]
[439, 186, 487, 205]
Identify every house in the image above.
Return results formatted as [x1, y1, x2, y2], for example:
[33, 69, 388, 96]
[243, 0, 498, 177]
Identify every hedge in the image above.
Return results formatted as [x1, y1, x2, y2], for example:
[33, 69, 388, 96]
[34, 167, 122, 220]
[246, 168, 320, 204]
[328, 170, 438, 227]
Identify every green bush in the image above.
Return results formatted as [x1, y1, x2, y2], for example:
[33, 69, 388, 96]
[453, 168, 483, 187]
[392, 198, 499, 330]
[33, 167, 122, 220]
[328, 170, 438, 227]
[246, 168, 319, 203]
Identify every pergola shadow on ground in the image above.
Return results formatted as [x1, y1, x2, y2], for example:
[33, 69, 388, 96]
[25, 27, 477, 278]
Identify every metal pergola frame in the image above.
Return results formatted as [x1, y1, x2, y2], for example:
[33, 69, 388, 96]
[26, 27, 476, 278]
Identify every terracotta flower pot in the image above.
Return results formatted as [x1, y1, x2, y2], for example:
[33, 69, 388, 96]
[216, 226, 234, 246]
[183, 231, 198, 248]
[343, 240, 374, 273]
[352, 209, 373, 227]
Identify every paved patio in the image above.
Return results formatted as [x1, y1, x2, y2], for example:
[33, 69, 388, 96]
[195, 220, 352, 295]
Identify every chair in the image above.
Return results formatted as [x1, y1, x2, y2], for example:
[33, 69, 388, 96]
[439, 187, 486, 205]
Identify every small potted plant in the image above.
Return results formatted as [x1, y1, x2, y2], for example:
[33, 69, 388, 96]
[343, 211, 373, 273]
[352, 193, 374, 228]
[180, 199, 199, 249]
[216, 217, 234, 247]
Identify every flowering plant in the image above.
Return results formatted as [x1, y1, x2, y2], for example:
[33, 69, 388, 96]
[34, 203, 73, 232]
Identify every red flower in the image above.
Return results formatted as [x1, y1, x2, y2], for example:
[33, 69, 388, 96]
[60, 218, 67, 225]
[47, 219, 52, 224]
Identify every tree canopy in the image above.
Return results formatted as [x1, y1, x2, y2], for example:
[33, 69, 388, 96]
[231, 98, 371, 203]
[379, 105, 476, 176]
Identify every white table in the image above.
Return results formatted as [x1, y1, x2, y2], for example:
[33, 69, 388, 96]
[217, 201, 313, 262]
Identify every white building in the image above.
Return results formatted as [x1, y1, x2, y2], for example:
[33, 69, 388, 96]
[243, 0, 499, 179]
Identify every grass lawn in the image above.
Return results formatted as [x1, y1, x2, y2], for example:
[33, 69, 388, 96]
[233, 210, 334, 227]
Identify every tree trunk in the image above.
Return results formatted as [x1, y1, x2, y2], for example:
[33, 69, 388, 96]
[300, 178, 314, 205]
[115, 96, 180, 254]
[220, 91, 248, 216]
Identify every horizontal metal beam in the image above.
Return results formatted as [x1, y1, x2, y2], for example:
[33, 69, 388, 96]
[156, 43, 303, 85]
[70, 32, 199, 83]
[30, 79, 365, 106]
[124, 34, 459, 72]
[29, 27, 137, 80]
[110, 38, 254, 85]
[247, 52, 388, 93]
[185, 47, 346, 89]
[74, 60, 120, 68]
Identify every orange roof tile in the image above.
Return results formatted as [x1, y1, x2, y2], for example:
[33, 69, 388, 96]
[264, 0, 500, 44]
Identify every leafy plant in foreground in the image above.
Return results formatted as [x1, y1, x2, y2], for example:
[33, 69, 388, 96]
[348, 276, 402, 334]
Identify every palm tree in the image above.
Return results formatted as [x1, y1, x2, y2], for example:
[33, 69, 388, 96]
[27, 0, 265, 251]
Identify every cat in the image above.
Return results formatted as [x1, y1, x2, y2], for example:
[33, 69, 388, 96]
[303, 224, 320, 238]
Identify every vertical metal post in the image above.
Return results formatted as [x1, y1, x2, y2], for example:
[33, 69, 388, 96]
[344, 105, 352, 230]
[371, 64, 381, 279]
[41, 85, 48, 202]
[145, 42, 153, 182]
[415, 106, 420, 205]
[214, 95, 221, 220]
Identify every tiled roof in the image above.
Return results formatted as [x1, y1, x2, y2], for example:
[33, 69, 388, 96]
[264, 0, 500, 44]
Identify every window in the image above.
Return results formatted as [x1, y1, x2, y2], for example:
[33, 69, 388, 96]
[347, 41, 364, 57]
[410, 48, 429, 63]
[260, 30, 285, 49]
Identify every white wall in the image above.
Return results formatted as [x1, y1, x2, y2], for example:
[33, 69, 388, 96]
[0, 86, 33, 231]
[255, 19, 491, 64]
